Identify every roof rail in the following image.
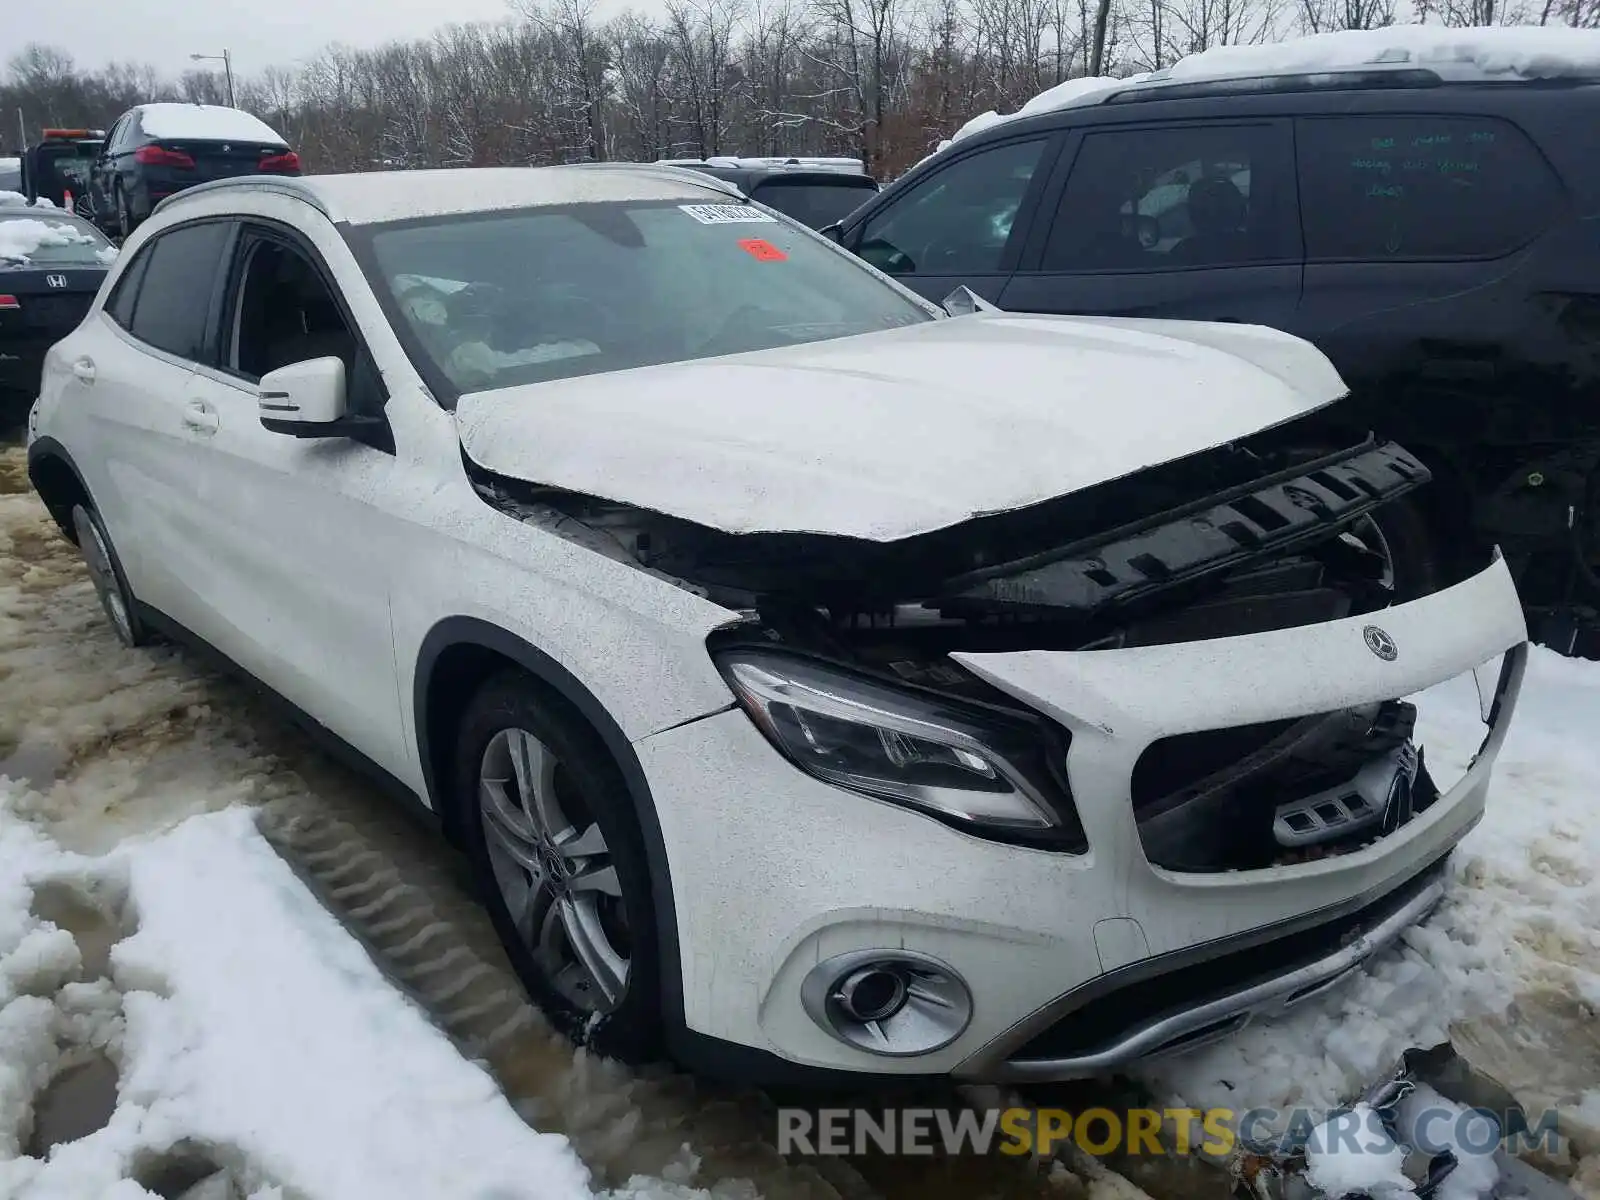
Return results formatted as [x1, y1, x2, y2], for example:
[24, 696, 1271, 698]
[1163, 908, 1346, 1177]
[1101, 64, 1446, 104]
[151, 174, 330, 218]
[564, 160, 746, 198]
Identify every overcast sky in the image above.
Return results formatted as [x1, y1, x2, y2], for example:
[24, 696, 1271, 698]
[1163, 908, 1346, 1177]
[11, 0, 563, 79]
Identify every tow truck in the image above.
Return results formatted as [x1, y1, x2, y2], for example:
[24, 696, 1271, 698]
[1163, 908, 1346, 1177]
[18, 128, 104, 219]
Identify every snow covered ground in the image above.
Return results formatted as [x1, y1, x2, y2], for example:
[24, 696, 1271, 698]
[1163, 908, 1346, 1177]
[1138, 652, 1600, 1145]
[0, 804, 597, 1199]
[1, 438, 1598, 1199]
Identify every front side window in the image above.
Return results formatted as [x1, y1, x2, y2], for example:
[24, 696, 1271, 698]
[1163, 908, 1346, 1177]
[1043, 124, 1292, 272]
[125, 220, 232, 362]
[229, 236, 358, 383]
[1296, 115, 1562, 261]
[357, 200, 934, 397]
[856, 139, 1049, 276]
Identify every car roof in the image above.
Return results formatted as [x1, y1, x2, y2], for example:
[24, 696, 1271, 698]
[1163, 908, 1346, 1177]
[676, 162, 878, 187]
[158, 163, 750, 226]
[933, 25, 1600, 153]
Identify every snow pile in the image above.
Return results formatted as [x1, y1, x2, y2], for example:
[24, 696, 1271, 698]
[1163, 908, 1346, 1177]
[1392, 1084, 1502, 1200]
[1156, 23, 1600, 85]
[1299, 1084, 1505, 1200]
[939, 76, 1132, 149]
[0, 217, 115, 266]
[940, 24, 1600, 151]
[0, 193, 27, 208]
[1304, 1103, 1416, 1200]
[0, 794, 599, 1199]
[1141, 646, 1600, 1116]
[135, 104, 288, 147]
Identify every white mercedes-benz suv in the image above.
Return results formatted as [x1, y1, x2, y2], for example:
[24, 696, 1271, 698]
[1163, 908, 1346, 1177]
[25, 165, 1527, 1084]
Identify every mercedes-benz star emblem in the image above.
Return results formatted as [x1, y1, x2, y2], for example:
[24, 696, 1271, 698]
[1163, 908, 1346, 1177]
[1363, 625, 1398, 661]
[45, 274, 68, 289]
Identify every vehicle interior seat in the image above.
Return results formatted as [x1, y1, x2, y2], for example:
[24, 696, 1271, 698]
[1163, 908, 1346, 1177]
[1171, 176, 1251, 264]
[237, 242, 357, 379]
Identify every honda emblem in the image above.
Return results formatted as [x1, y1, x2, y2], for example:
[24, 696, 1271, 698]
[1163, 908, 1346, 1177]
[45, 274, 68, 289]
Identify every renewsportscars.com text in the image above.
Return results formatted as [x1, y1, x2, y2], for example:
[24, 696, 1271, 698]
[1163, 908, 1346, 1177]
[776, 1106, 1565, 1158]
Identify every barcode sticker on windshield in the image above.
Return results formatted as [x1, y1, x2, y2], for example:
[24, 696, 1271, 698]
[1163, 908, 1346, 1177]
[679, 203, 777, 224]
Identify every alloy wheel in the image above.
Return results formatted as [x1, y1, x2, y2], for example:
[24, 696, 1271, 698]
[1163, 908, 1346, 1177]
[477, 727, 630, 1013]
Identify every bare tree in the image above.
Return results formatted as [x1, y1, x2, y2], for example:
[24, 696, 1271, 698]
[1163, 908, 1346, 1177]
[0, 0, 1300, 179]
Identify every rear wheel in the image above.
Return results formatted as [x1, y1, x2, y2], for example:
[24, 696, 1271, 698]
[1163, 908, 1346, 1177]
[452, 671, 662, 1062]
[71, 504, 150, 648]
[115, 182, 134, 241]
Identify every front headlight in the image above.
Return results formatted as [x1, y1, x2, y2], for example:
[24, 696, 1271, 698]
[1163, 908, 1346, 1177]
[717, 649, 1083, 847]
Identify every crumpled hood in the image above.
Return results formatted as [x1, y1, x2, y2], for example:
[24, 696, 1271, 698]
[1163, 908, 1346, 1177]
[454, 311, 1348, 541]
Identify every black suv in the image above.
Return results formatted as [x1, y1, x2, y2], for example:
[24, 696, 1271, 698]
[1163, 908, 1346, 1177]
[664, 158, 880, 229]
[825, 65, 1600, 625]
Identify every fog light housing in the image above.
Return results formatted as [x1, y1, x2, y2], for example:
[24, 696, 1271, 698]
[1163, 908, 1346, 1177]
[800, 949, 973, 1057]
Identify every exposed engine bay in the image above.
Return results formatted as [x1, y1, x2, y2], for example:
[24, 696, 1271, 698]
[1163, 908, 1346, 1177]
[470, 415, 1444, 873]
[470, 412, 1430, 672]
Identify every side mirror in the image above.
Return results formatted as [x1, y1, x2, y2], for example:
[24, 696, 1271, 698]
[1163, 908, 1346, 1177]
[819, 222, 844, 244]
[258, 356, 352, 437]
[941, 285, 1002, 317]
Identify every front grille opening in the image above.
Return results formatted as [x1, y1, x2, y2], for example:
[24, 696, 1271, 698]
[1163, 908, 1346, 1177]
[1008, 857, 1449, 1065]
[1131, 701, 1424, 873]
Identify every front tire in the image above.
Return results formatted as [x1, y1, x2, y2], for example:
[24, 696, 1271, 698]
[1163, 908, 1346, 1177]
[71, 504, 150, 648]
[452, 671, 662, 1062]
[1364, 493, 1459, 604]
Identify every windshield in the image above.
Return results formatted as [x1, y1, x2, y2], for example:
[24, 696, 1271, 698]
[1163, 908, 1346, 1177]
[360, 199, 933, 397]
[751, 182, 877, 229]
[0, 215, 116, 267]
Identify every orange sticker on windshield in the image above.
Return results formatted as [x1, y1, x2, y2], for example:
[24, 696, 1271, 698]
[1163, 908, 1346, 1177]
[738, 238, 788, 261]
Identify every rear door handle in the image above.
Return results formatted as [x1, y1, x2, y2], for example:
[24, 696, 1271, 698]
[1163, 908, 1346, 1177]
[182, 400, 219, 434]
[72, 358, 95, 384]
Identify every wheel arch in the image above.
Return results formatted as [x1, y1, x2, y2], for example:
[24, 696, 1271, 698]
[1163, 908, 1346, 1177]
[412, 616, 687, 1036]
[26, 436, 93, 544]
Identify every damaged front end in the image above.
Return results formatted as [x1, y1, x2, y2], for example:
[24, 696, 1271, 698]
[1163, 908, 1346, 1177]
[472, 412, 1440, 871]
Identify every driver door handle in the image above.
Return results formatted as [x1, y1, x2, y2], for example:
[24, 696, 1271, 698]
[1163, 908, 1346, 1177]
[182, 399, 219, 434]
[72, 358, 96, 384]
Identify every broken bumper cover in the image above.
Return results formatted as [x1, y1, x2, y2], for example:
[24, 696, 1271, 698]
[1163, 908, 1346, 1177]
[635, 556, 1528, 1080]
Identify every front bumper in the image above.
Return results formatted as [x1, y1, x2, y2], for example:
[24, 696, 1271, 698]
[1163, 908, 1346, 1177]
[634, 557, 1528, 1081]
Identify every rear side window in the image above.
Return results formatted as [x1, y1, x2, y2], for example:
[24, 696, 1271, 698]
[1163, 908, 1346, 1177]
[1296, 115, 1562, 261]
[1042, 123, 1296, 271]
[126, 220, 232, 361]
[104, 246, 151, 329]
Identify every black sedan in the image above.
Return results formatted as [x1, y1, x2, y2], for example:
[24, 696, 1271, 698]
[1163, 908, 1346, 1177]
[0, 206, 115, 428]
[87, 103, 298, 239]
